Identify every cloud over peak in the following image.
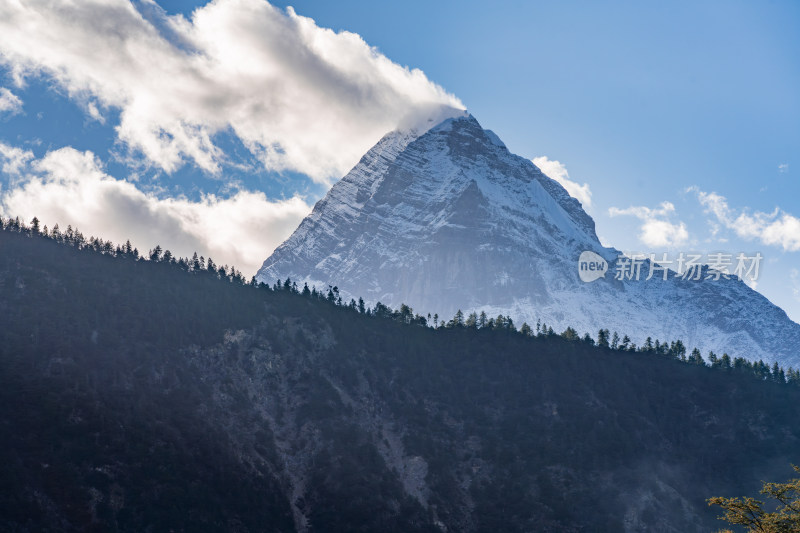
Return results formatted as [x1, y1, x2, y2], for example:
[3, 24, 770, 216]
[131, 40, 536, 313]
[608, 201, 689, 248]
[531, 156, 593, 209]
[0, 0, 464, 182]
[690, 187, 800, 252]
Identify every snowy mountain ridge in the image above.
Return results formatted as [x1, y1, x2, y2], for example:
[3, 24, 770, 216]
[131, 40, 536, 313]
[258, 113, 800, 367]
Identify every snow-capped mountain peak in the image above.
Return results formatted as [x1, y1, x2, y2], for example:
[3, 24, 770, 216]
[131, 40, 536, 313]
[257, 113, 800, 367]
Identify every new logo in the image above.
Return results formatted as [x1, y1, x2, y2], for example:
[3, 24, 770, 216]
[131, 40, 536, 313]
[578, 251, 608, 283]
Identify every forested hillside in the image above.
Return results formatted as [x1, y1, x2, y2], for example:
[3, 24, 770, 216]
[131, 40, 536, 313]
[1, 223, 799, 532]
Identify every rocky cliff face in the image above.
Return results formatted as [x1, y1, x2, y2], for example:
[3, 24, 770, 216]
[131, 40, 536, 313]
[257, 114, 800, 367]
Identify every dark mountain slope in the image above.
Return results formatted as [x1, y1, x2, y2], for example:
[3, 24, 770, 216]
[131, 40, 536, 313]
[1, 228, 799, 532]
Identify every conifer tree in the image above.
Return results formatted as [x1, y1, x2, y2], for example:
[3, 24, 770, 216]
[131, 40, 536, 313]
[670, 340, 687, 361]
[644, 337, 653, 352]
[688, 348, 705, 366]
[465, 312, 478, 328]
[400, 304, 413, 324]
[620, 335, 631, 351]
[597, 329, 610, 348]
[149, 245, 163, 262]
[561, 327, 579, 342]
[770, 361, 780, 382]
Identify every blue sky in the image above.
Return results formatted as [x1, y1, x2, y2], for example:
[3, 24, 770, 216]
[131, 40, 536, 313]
[1, 0, 798, 321]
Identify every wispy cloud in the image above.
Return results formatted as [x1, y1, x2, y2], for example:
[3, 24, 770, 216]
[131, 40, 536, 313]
[689, 187, 800, 252]
[531, 156, 592, 209]
[0, 143, 312, 275]
[608, 201, 689, 248]
[0, 0, 463, 182]
[0, 87, 22, 116]
[0, 142, 34, 175]
[779, 163, 789, 173]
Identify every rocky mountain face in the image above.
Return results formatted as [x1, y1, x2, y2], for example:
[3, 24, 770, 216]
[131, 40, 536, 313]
[3, 228, 800, 532]
[257, 114, 800, 367]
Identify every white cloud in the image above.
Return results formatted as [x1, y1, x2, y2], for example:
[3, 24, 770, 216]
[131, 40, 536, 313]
[608, 201, 689, 248]
[0, 87, 22, 116]
[0, 142, 34, 176]
[531, 156, 592, 209]
[779, 163, 788, 173]
[0, 145, 312, 275]
[690, 187, 800, 252]
[0, 0, 464, 182]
